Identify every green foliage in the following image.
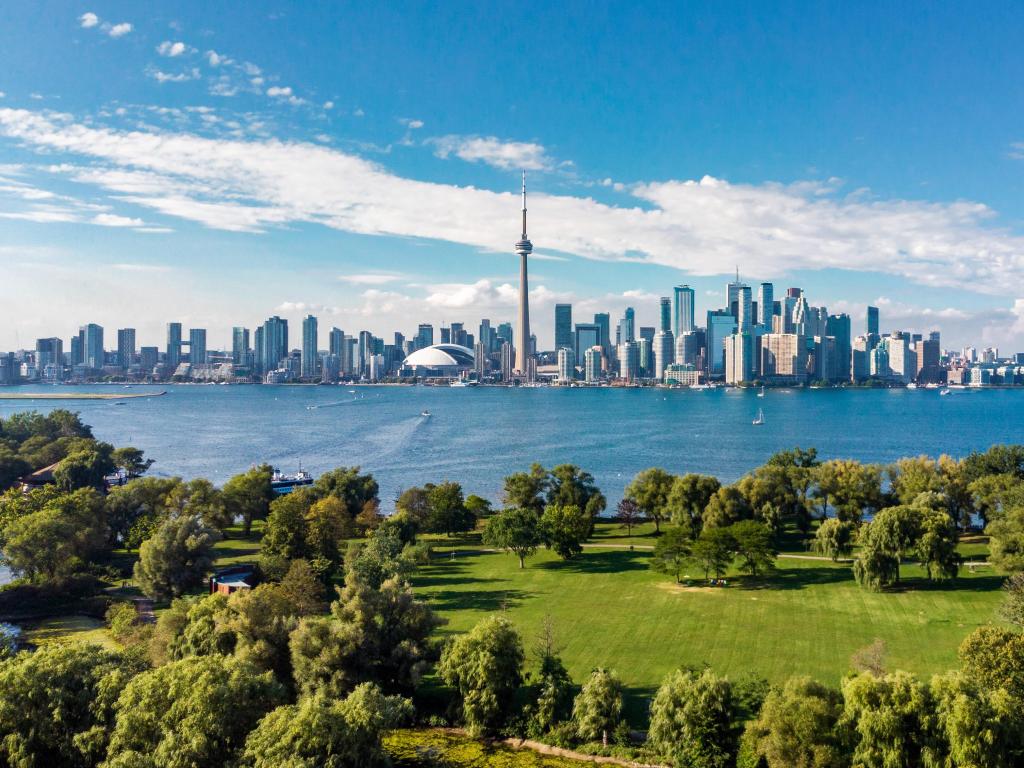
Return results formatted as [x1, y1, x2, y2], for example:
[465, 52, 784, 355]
[313, 466, 379, 514]
[290, 575, 440, 698]
[986, 506, 1024, 572]
[240, 685, 412, 768]
[346, 526, 413, 588]
[703, 485, 754, 529]
[969, 473, 1024, 526]
[740, 676, 845, 768]
[852, 506, 923, 590]
[0, 487, 108, 581]
[482, 507, 542, 568]
[424, 481, 476, 536]
[838, 671, 936, 768]
[53, 445, 115, 492]
[539, 504, 591, 560]
[614, 497, 644, 536]
[648, 668, 737, 768]
[915, 508, 961, 581]
[930, 671, 1024, 768]
[624, 467, 675, 532]
[691, 526, 736, 579]
[960, 444, 1024, 483]
[666, 473, 721, 535]
[261, 488, 315, 561]
[105, 602, 141, 644]
[813, 518, 855, 561]
[1000, 572, 1024, 629]
[545, 464, 606, 519]
[0, 642, 143, 768]
[133, 514, 221, 600]
[103, 655, 285, 768]
[110, 447, 154, 478]
[529, 632, 575, 738]
[503, 463, 548, 514]
[957, 625, 1024, 701]
[812, 459, 884, 524]
[650, 526, 691, 582]
[154, 593, 236, 665]
[572, 668, 623, 747]
[438, 615, 524, 736]
[222, 465, 274, 536]
[465, 494, 493, 518]
[729, 520, 777, 577]
[105, 477, 182, 549]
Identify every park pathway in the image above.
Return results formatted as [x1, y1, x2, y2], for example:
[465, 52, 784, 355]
[131, 597, 156, 625]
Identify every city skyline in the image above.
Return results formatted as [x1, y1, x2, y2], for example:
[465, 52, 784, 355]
[4, 3, 1024, 351]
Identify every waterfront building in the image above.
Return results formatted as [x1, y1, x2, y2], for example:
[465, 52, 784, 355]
[672, 285, 695, 337]
[301, 314, 318, 379]
[760, 333, 807, 383]
[140, 346, 158, 372]
[677, 329, 706, 368]
[654, 329, 674, 381]
[557, 347, 575, 383]
[116, 328, 135, 369]
[574, 322, 601, 365]
[664, 363, 702, 386]
[473, 342, 487, 378]
[726, 271, 748, 325]
[555, 303, 573, 352]
[757, 282, 774, 329]
[166, 322, 182, 368]
[826, 314, 852, 382]
[232, 327, 250, 365]
[258, 316, 288, 375]
[496, 322, 513, 350]
[189, 328, 207, 365]
[617, 340, 639, 382]
[705, 311, 737, 378]
[867, 305, 879, 337]
[724, 331, 755, 384]
[916, 338, 942, 383]
[811, 336, 836, 382]
[329, 327, 344, 358]
[852, 336, 870, 381]
[870, 342, 891, 378]
[35, 338, 63, 376]
[658, 297, 671, 333]
[617, 307, 636, 345]
[514, 172, 533, 376]
[500, 341, 514, 381]
[69, 334, 83, 367]
[887, 332, 916, 382]
[638, 336, 652, 377]
[81, 324, 104, 370]
[584, 346, 602, 383]
[478, 320, 494, 354]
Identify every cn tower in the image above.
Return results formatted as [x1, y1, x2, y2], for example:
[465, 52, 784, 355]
[514, 171, 533, 376]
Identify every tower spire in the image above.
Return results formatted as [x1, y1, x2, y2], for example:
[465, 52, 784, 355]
[521, 170, 528, 239]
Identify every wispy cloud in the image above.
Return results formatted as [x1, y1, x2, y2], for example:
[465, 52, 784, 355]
[107, 22, 132, 38]
[92, 213, 145, 227]
[157, 41, 189, 57]
[428, 135, 553, 171]
[339, 273, 406, 285]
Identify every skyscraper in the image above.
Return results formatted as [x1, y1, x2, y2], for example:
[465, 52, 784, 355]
[166, 322, 182, 368]
[584, 346, 602, 383]
[36, 337, 63, 379]
[659, 297, 671, 333]
[574, 322, 601, 364]
[672, 285, 695, 336]
[259, 316, 288, 374]
[232, 327, 250, 365]
[757, 282, 774, 329]
[301, 315, 318, 379]
[557, 347, 575, 383]
[826, 313, 852, 382]
[416, 324, 434, 350]
[654, 329, 674, 380]
[189, 328, 207, 365]
[593, 313, 611, 360]
[555, 303, 573, 351]
[329, 327, 344, 358]
[514, 171, 533, 376]
[706, 310, 737, 378]
[82, 324, 104, 370]
[116, 328, 135, 369]
[737, 285, 753, 332]
[617, 307, 635, 344]
[867, 305, 879, 337]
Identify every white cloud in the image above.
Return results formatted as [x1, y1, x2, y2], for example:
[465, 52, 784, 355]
[399, 118, 424, 130]
[323, 101, 334, 110]
[428, 135, 552, 171]
[157, 41, 188, 57]
[3, 107, 1024, 307]
[266, 86, 292, 97]
[149, 68, 200, 84]
[110, 262, 171, 272]
[79, 12, 99, 28]
[339, 273, 404, 285]
[92, 213, 145, 227]
[107, 22, 132, 38]
[0, 93, 5, 99]
[207, 50, 226, 67]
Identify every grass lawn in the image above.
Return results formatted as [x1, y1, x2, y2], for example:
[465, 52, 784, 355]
[411, 537, 1004, 721]
[22, 615, 119, 650]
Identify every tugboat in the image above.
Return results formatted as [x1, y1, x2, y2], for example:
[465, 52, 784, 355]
[270, 466, 314, 494]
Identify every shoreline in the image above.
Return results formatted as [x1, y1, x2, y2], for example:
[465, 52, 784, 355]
[0, 391, 167, 400]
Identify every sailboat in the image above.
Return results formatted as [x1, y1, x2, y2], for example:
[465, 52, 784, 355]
[752, 408, 765, 426]
[757, 386, 765, 398]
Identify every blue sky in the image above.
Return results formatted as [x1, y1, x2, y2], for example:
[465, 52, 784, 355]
[2, 1, 1024, 351]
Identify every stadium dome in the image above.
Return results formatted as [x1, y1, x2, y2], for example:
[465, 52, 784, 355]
[401, 343, 475, 372]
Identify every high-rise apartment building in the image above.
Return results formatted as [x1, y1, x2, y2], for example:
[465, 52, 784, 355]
[658, 297, 671, 333]
[593, 313, 611, 360]
[116, 328, 135, 369]
[555, 304, 573, 351]
[617, 340, 639, 382]
[672, 285, 695, 336]
[557, 347, 575, 383]
[416, 323, 434, 350]
[301, 315, 318, 379]
[36, 338, 63, 379]
[584, 346, 602, 383]
[258, 316, 288, 374]
[166, 322, 182, 368]
[867, 305, 879, 337]
[826, 314, 852, 382]
[653, 329, 674, 380]
[189, 328, 207, 365]
[574, 322, 601, 364]
[705, 310, 737, 378]
[757, 282, 774, 328]
[617, 307, 635, 345]
[81, 324, 104, 370]
[760, 333, 807, 381]
[232, 327, 250, 365]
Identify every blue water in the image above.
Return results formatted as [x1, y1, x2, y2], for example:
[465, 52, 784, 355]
[2, 384, 1023, 511]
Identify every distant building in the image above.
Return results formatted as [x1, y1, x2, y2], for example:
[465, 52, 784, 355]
[116, 328, 135, 370]
[664, 363, 702, 386]
[673, 285, 695, 336]
[826, 314, 852, 382]
[232, 327, 250, 365]
[584, 346, 602, 383]
[617, 340, 639, 382]
[725, 332, 755, 384]
[166, 322, 182, 368]
[140, 346, 159, 372]
[301, 314, 318, 379]
[555, 303, 573, 352]
[653, 330, 674, 380]
[81, 324, 104, 370]
[557, 347, 575, 383]
[760, 333, 807, 383]
[402, 343, 475, 377]
[189, 328, 207, 365]
[706, 311, 737, 378]
[35, 338, 63, 379]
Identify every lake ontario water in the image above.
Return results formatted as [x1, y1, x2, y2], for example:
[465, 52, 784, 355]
[4, 383, 1024, 512]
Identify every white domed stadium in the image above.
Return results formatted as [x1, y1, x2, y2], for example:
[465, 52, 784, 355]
[401, 344, 475, 376]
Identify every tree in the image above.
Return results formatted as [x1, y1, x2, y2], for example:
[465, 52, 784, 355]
[304, 495, 352, 578]
[111, 446, 154, 478]
[424, 481, 476, 536]
[105, 476, 181, 549]
[0, 643, 143, 768]
[221, 582, 305, 685]
[222, 465, 274, 535]
[888, 455, 945, 506]
[986, 507, 1024, 572]
[615, 497, 644, 537]
[703, 485, 753, 529]
[812, 459, 883, 524]
[852, 506, 922, 590]
[666, 474, 721, 535]
[1000, 572, 1024, 628]
[546, 464, 606, 519]
[291, 575, 441, 698]
[573, 668, 623, 747]
[482, 508, 542, 568]
[0, 446, 29, 490]
[625, 467, 676, 533]
[916, 508, 960, 581]
[156, 593, 236, 665]
[729, 520, 777, 578]
[691, 527, 736, 579]
[345, 526, 412, 588]
[465, 494, 493, 519]
[395, 486, 431, 528]
[529, 619, 574, 736]
[134, 514, 221, 600]
[969, 473, 1024, 527]
[961, 444, 1024, 482]
[930, 671, 1024, 768]
[313, 466, 379, 515]
[740, 676, 845, 768]
[503, 463, 548, 514]
[838, 671, 936, 768]
[167, 478, 231, 532]
[0, 488, 108, 581]
[812, 519, 855, 561]
[539, 504, 591, 560]
[958, 625, 1024, 701]
[104, 655, 285, 768]
[240, 685, 413, 768]
[261, 489, 315, 562]
[650, 526, 692, 582]
[648, 668, 737, 768]
[438, 615, 524, 736]
[53, 447, 114, 492]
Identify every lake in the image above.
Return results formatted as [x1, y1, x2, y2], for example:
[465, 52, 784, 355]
[2, 384, 1023, 511]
